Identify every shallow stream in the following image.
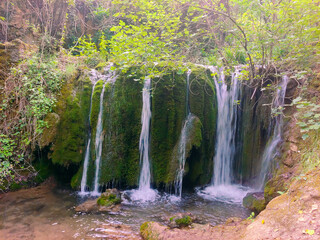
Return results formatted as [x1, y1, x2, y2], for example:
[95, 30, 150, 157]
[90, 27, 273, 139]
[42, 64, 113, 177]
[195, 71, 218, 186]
[0, 183, 250, 240]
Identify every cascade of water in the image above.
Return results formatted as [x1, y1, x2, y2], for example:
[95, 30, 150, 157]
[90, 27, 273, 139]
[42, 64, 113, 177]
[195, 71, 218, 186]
[257, 76, 288, 190]
[91, 82, 107, 196]
[90, 65, 116, 197]
[174, 113, 195, 197]
[212, 70, 240, 185]
[174, 69, 193, 198]
[79, 82, 96, 195]
[130, 78, 158, 202]
[198, 68, 251, 203]
[138, 78, 152, 191]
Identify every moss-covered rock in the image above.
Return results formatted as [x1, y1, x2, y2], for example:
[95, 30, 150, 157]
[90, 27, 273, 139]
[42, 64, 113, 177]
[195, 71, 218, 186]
[235, 83, 273, 183]
[51, 72, 92, 167]
[59, 64, 217, 189]
[97, 192, 121, 206]
[98, 68, 143, 187]
[140, 222, 159, 240]
[243, 192, 266, 213]
[39, 113, 60, 148]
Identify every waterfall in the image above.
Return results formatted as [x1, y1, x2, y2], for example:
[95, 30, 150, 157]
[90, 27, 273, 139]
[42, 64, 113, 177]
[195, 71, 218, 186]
[138, 78, 152, 191]
[198, 68, 251, 203]
[257, 75, 288, 190]
[174, 113, 195, 197]
[174, 69, 194, 198]
[79, 82, 96, 195]
[212, 70, 239, 185]
[78, 65, 116, 197]
[91, 82, 107, 196]
[130, 78, 158, 202]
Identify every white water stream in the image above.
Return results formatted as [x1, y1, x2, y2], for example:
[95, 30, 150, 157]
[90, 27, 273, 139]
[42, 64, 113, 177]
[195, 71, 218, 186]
[257, 75, 288, 190]
[199, 68, 251, 203]
[79, 66, 116, 196]
[79, 80, 97, 195]
[174, 69, 195, 198]
[130, 78, 158, 202]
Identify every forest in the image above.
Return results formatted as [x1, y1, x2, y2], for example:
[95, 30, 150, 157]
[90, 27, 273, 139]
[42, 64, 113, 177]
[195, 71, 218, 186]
[0, 0, 319, 239]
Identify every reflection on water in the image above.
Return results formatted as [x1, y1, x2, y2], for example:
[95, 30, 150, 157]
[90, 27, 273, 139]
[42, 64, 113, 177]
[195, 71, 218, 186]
[0, 183, 250, 240]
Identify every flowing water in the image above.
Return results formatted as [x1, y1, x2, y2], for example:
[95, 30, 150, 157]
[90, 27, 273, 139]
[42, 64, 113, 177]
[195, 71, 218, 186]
[174, 70, 193, 198]
[92, 82, 107, 196]
[80, 80, 97, 195]
[200, 68, 252, 203]
[80, 66, 117, 197]
[257, 75, 288, 190]
[0, 184, 250, 240]
[174, 113, 196, 198]
[130, 78, 158, 202]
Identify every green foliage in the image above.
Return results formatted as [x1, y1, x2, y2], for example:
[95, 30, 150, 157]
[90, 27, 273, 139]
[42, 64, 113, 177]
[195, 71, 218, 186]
[22, 56, 62, 134]
[108, 0, 188, 78]
[75, 35, 98, 57]
[247, 212, 255, 222]
[0, 54, 63, 189]
[0, 135, 16, 186]
[292, 96, 320, 140]
[300, 131, 320, 173]
[193, 0, 319, 75]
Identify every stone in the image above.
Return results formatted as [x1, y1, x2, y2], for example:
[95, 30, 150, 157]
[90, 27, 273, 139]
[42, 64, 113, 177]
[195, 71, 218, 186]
[75, 198, 121, 213]
[243, 192, 266, 213]
[75, 189, 122, 213]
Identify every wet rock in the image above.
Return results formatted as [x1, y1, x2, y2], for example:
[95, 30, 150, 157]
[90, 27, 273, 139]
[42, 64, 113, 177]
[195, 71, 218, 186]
[285, 78, 299, 100]
[97, 188, 121, 206]
[75, 198, 121, 213]
[243, 192, 266, 213]
[100, 188, 121, 199]
[75, 189, 122, 213]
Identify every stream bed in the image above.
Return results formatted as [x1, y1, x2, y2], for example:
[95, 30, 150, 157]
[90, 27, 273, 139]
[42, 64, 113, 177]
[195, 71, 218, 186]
[0, 183, 250, 240]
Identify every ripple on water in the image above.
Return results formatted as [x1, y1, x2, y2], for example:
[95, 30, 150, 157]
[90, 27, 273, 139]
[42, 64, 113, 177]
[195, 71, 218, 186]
[0, 185, 251, 239]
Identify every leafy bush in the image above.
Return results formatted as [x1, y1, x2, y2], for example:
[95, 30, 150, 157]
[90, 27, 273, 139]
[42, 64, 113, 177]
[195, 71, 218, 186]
[0, 54, 63, 189]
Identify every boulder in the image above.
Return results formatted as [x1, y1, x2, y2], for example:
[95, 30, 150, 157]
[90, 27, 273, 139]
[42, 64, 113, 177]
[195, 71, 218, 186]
[75, 198, 121, 213]
[75, 189, 122, 213]
[243, 192, 266, 213]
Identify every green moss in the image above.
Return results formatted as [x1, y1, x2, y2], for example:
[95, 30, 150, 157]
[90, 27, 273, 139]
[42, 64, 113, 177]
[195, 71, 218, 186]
[99, 67, 142, 187]
[97, 193, 121, 206]
[90, 80, 104, 141]
[243, 194, 266, 213]
[140, 222, 158, 240]
[174, 216, 192, 227]
[183, 68, 217, 187]
[55, 64, 218, 189]
[51, 73, 92, 169]
[71, 166, 83, 189]
[151, 72, 186, 186]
